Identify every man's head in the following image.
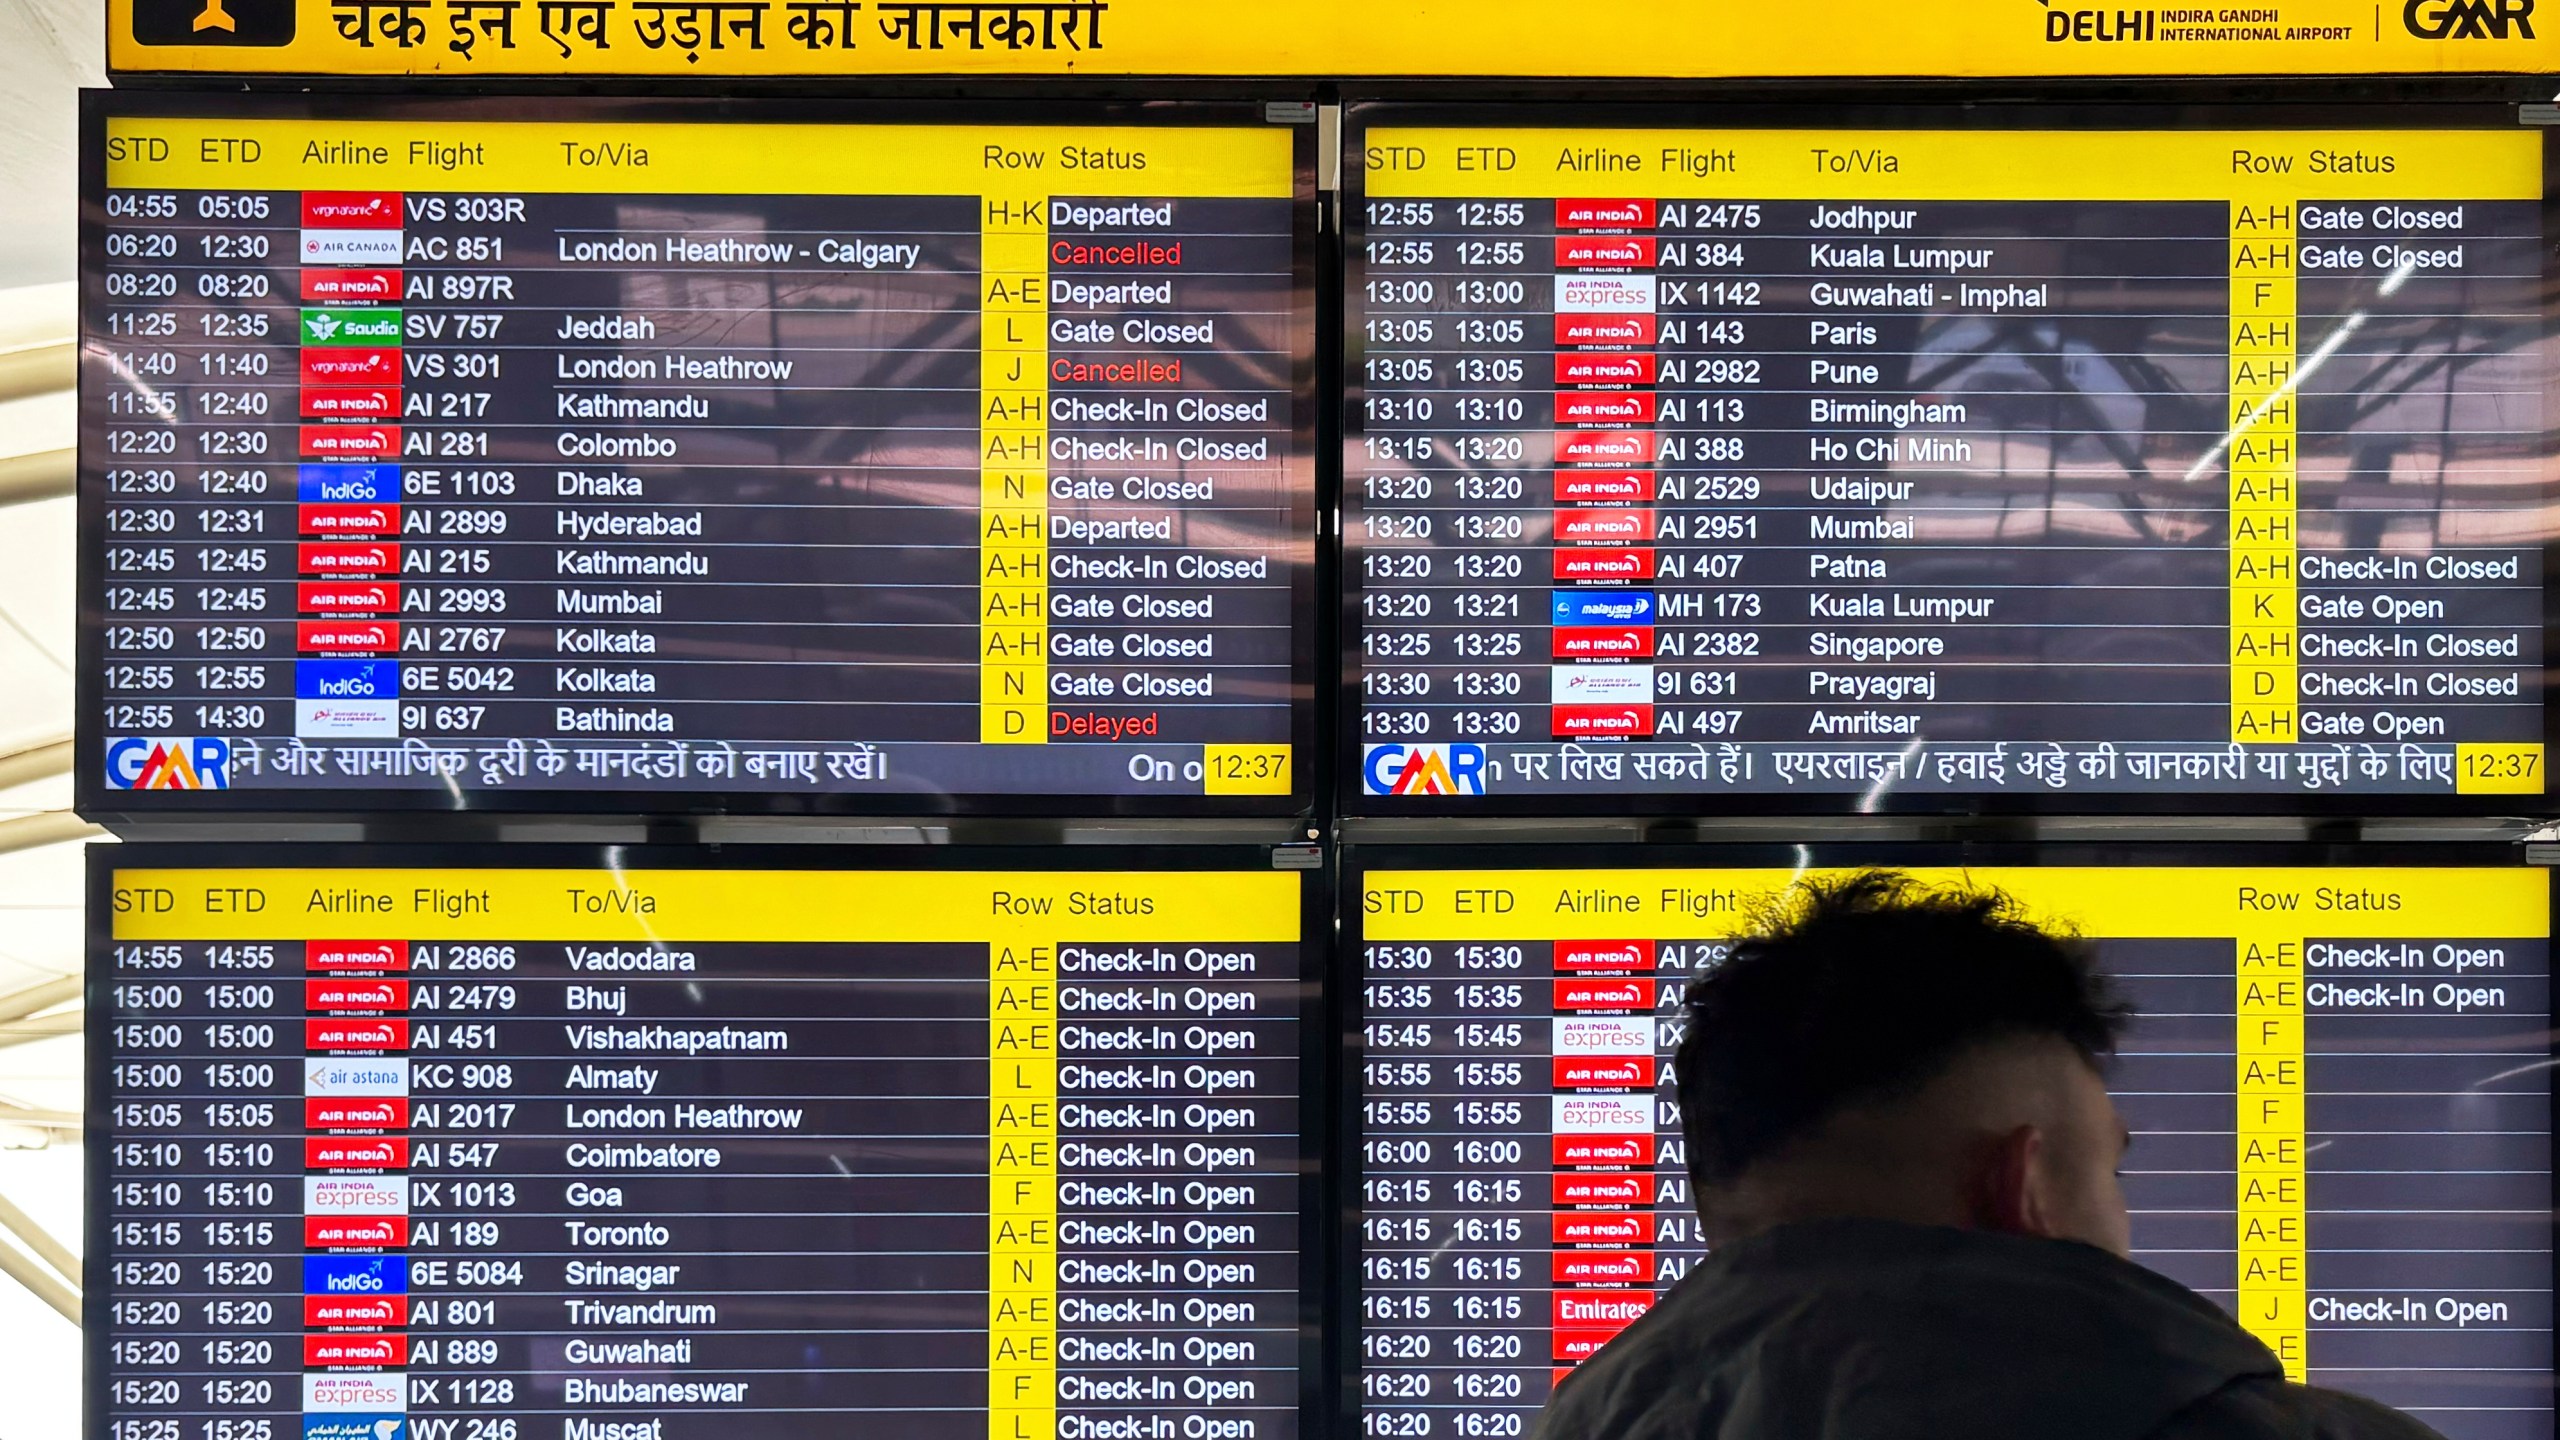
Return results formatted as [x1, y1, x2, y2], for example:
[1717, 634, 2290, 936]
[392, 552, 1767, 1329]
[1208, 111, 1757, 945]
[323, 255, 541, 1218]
[1673, 871, 2136, 1256]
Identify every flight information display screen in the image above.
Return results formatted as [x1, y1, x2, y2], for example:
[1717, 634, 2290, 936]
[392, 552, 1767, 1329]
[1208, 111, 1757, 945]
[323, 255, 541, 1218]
[78, 96, 1315, 817]
[1346, 850, 2554, 1440]
[1343, 112, 2555, 811]
[90, 848, 1311, 1440]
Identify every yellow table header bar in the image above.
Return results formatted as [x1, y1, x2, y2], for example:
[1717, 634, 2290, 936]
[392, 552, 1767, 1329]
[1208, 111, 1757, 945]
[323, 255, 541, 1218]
[104, 118, 1295, 197]
[109, 867, 1304, 942]
[107, 0, 2560, 79]
[1360, 129, 2543, 201]
[1361, 867, 2549, 942]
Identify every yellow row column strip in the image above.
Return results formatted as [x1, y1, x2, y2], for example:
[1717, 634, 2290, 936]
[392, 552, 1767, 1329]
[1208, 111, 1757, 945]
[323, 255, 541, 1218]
[982, 191, 1050, 744]
[2235, 927, 2307, 1380]
[990, 937, 1058, 1440]
[2230, 199, 2298, 745]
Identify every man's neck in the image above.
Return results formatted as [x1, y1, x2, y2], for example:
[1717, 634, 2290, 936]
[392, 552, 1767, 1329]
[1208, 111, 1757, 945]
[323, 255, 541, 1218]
[1700, 1162, 1975, 1248]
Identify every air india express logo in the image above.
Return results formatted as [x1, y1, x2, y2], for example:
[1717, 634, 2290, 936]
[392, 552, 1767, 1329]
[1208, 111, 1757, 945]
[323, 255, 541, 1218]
[105, 737, 232, 790]
[1363, 744, 1489, 797]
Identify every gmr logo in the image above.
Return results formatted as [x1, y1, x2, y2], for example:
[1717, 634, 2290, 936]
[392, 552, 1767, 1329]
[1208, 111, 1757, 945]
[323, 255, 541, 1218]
[105, 737, 232, 790]
[1362, 743, 1488, 797]
[2406, 0, 2535, 36]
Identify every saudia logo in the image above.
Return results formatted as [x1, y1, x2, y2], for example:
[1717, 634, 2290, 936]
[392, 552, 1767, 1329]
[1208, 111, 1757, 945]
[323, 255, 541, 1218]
[2405, 0, 2535, 36]
[301, 309, 400, 344]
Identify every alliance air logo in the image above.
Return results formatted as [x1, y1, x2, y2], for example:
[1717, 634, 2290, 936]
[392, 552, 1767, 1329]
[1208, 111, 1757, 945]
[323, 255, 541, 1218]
[1362, 743, 1488, 797]
[105, 737, 232, 790]
[2404, 0, 2535, 36]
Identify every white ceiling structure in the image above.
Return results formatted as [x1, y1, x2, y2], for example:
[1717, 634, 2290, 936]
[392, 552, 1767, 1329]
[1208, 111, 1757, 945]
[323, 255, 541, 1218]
[0, 0, 109, 1433]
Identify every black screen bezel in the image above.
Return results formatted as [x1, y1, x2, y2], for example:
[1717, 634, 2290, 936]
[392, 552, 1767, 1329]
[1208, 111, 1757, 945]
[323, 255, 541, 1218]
[1331, 840, 2559, 1434]
[82, 839, 1331, 1440]
[1334, 97, 2560, 820]
[74, 90, 1325, 825]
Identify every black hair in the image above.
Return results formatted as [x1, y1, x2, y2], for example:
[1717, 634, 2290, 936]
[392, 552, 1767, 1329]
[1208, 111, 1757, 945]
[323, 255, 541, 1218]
[1674, 870, 2132, 1193]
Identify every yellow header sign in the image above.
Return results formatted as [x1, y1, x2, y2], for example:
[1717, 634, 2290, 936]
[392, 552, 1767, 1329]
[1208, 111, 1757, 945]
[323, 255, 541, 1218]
[1359, 867, 2551, 941]
[101, 116, 1293, 195]
[108, 866, 1305, 942]
[1360, 127, 2545, 201]
[107, 0, 2560, 78]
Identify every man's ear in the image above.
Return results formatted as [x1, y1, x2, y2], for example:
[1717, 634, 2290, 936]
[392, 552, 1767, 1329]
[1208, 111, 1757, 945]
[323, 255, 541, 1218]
[1965, 1124, 2047, 1238]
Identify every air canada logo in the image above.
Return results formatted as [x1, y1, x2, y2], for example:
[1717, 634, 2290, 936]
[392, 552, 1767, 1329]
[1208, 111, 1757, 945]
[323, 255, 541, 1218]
[2405, 0, 2535, 36]
[131, 0, 295, 44]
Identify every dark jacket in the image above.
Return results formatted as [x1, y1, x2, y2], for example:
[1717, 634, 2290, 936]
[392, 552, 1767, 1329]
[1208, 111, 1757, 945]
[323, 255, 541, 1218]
[1533, 1219, 2445, 1440]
